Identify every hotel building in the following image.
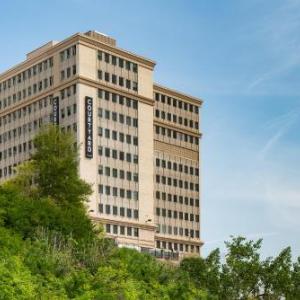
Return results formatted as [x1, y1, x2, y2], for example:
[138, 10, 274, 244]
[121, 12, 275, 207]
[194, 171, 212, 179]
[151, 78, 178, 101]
[0, 31, 203, 259]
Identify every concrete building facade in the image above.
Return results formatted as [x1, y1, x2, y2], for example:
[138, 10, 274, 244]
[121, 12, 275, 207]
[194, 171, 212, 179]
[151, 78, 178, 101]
[0, 31, 203, 259]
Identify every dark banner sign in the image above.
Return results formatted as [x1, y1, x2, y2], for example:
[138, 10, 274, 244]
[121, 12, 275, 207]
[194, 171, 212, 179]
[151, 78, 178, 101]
[85, 96, 93, 158]
[52, 97, 59, 125]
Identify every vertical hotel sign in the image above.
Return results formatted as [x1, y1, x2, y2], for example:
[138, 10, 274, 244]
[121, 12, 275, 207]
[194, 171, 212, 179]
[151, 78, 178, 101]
[85, 96, 93, 158]
[52, 97, 59, 125]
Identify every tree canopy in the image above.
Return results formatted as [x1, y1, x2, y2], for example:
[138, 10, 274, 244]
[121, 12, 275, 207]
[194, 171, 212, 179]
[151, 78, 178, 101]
[0, 124, 299, 299]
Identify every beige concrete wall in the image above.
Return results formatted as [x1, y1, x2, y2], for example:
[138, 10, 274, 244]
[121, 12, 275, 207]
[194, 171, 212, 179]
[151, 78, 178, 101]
[138, 66, 153, 99]
[138, 101, 155, 247]
[78, 44, 97, 80]
[76, 83, 98, 217]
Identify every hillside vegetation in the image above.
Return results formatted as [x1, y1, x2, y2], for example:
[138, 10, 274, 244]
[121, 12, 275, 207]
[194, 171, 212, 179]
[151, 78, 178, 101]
[0, 125, 299, 299]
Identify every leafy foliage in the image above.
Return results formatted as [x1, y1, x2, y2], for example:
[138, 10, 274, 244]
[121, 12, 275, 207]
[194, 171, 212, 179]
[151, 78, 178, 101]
[0, 124, 298, 299]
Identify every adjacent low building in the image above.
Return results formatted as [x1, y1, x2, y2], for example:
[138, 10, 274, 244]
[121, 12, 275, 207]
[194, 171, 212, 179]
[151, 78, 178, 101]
[0, 31, 203, 259]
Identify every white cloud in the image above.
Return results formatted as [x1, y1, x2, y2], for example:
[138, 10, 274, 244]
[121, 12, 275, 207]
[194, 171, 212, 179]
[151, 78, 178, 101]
[258, 108, 300, 159]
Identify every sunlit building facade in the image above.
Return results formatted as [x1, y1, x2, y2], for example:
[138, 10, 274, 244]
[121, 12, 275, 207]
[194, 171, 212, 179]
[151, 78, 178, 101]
[0, 31, 203, 259]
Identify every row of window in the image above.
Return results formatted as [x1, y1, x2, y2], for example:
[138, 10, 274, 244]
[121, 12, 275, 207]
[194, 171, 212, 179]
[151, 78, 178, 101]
[155, 93, 199, 114]
[155, 125, 199, 145]
[156, 240, 200, 254]
[98, 89, 138, 110]
[0, 57, 54, 93]
[98, 127, 138, 146]
[98, 50, 138, 73]
[0, 84, 76, 127]
[60, 84, 77, 99]
[99, 109, 138, 128]
[157, 224, 200, 239]
[60, 45, 76, 62]
[60, 65, 76, 81]
[99, 146, 138, 164]
[105, 223, 139, 237]
[0, 108, 77, 144]
[0, 99, 48, 126]
[99, 204, 138, 219]
[155, 158, 199, 176]
[98, 70, 138, 91]
[98, 185, 138, 200]
[155, 191, 199, 207]
[60, 104, 77, 119]
[0, 119, 43, 144]
[155, 109, 199, 130]
[0, 123, 77, 178]
[0, 77, 54, 110]
[0, 164, 17, 178]
[155, 175, 199, 191]
[99, 165, 138, 182]
[0, 139, 35, 160]
[156, 207, 199, 222]
[60, 123, 77, 134]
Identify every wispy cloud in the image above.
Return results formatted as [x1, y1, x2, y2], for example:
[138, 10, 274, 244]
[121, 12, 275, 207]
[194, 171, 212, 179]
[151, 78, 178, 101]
[258, 108, 300, 159]
[247, 55, 300, 91]
[245, 1, 300, 93]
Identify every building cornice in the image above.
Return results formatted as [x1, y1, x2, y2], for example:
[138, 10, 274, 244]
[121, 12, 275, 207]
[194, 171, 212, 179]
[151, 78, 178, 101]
[154, 83, 203, 106]
[78, 76, 155, 106]
[91, 216, 157, 231]
[154, 119, 202, 138]
[77, 33, 156, 70]
[154, 234, 204, 246]
[154, 140, 199, 161]
[0, 33, 156, 81]
[0, 75, 154, 118]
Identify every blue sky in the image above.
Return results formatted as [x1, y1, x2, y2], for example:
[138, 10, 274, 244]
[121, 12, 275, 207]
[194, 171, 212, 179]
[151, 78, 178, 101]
[1, 0, 299, 258]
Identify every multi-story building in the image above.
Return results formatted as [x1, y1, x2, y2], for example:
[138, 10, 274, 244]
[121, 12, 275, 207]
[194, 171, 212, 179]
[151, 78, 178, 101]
[0, 31, 203, 259]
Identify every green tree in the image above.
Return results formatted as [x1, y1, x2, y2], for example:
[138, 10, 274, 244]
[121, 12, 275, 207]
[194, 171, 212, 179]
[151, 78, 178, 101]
[0, 124, 95, 241]
[32, 125, 92, 206]
[8, 124, 92, 207]
[180, 249, 220, 298]
[220, 236, 262, 299]
[290, 256, 300, 299]
[261, 247, 293, 299]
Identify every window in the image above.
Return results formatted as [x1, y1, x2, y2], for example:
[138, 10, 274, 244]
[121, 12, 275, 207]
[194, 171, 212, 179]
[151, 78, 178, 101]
[113, 206, 118, 215]
[113, 225, 118, 234]
[119, 77, 124, 87]
[132, 81, 138, 91]
[105, 53, 110, 63]
[120, 226, 125, 235]
[120, 207, 125, 217]
[105, 72, 110, 82]
[127, 227, 132, 236]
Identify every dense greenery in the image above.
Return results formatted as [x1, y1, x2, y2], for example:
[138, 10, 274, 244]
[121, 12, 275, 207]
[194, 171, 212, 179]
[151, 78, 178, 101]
[0, 125, 299, 299]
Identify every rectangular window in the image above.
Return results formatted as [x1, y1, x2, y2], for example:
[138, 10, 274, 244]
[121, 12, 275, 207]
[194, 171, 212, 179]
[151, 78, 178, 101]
[120, 226, 125, 235]
[113, 225, 118, 234]
[113, 206, 118, 215]
[98, 70, 102, 80]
